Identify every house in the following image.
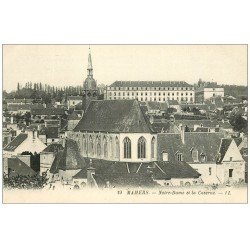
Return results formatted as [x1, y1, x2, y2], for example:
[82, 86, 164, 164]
[39, 127, 60, 145]
[40, 143, 64, 174]
[216, 139, 245, 184]
[157, 131, 245, 184]
[67, 96, 82, 108]
[3, 130, 47, 157]
[195, 80, 224, 102]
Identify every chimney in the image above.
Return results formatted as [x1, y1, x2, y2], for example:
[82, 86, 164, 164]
[149, 115, 154, 124]
[62, 137, 66, 148]
[180, 125, 185, 144]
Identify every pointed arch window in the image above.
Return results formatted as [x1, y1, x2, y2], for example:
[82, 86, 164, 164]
[123, 137, 131, 159]
[103, 136, 108, 158]
[115, 137, 119, 159]
[138, 137, 146, 159]
[109, 137, 113, 158]
[151, 137, 156, 158]
[89, 136, 94, 156]
[96, 136, 101, 157]
[83, 135, 87, 154]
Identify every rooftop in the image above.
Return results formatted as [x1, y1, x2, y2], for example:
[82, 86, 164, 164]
[110, 81, 193, 88]
[4, 133, 28, 151]
[74, 99, 153, 133]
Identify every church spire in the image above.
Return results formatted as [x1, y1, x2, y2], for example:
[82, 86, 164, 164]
[87, 46, 93, 77]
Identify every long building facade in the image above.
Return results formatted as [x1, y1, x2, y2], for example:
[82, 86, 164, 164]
[105, 81, 195, 103]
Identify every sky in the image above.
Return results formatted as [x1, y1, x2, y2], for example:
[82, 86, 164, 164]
[3, 45, 247, 92]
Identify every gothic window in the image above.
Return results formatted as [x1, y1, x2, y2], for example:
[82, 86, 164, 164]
[109, 137, 113, 158]
[115, 137, 119, 159]
[89, 136, 94, 156]
[82, 135, 86, 154]
[123, 137, 131, 159]
[103, 136, 108, 158]
[96, 136, 101, 157]
[151, 137, 156, 158]
[138, 137, 146, 159]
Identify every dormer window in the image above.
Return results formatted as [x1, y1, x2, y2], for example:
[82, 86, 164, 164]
[177, 153, 183, 161]
[200, 153, 206, 162]
[191, 149, 199, 162]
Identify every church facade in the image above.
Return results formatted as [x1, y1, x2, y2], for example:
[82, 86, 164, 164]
[69, 99, 157, 163]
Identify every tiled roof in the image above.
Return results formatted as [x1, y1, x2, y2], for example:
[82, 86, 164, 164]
[110, 81, 193, 88]
[41, 143, 64, 153]
[7, 157, 36, 177]
[74, 100, 154, 133]
[4, 133, 28, 151]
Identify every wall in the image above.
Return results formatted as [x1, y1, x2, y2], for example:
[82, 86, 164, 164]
[119, 133, 157, 162]
[190, 162, 219, 184]
[13, 133, 47, 155]
[40, 152, 55, 174]
[17, 155, 31, 168]
[203, 88, 224, 100]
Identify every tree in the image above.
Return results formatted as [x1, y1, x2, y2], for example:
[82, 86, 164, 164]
[230, 114, 248, 134]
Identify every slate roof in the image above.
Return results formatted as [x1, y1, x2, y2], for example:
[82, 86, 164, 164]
[167, 100, 179, 106]
[50, 139, 88, 172]
[68, 96, 82, 100]
[41, 143, 64, 153]
[74, 100, 154, 133]
[217, 139, 232, 163]
[4, 133, 28, 151]
[157, 132, 224, 163]
[8, 104, 31, 111]
[39, 127, 59, 138]
[5, 98, 33, 104]
[146, 101, 168, 110]
[68, 112, 81, 120]
[7, 157, 36, 177]
[174, 119, 233, 129]
[31, 108, 65, 116]
[110, 81, 193, 88]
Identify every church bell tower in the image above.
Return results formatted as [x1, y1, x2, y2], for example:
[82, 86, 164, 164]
[82, 47, 98, 111]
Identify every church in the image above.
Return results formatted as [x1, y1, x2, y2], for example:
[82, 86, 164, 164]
[51, 49, 245, 188]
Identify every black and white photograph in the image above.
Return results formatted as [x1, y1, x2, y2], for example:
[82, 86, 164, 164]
[2, 44, 248, 203]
